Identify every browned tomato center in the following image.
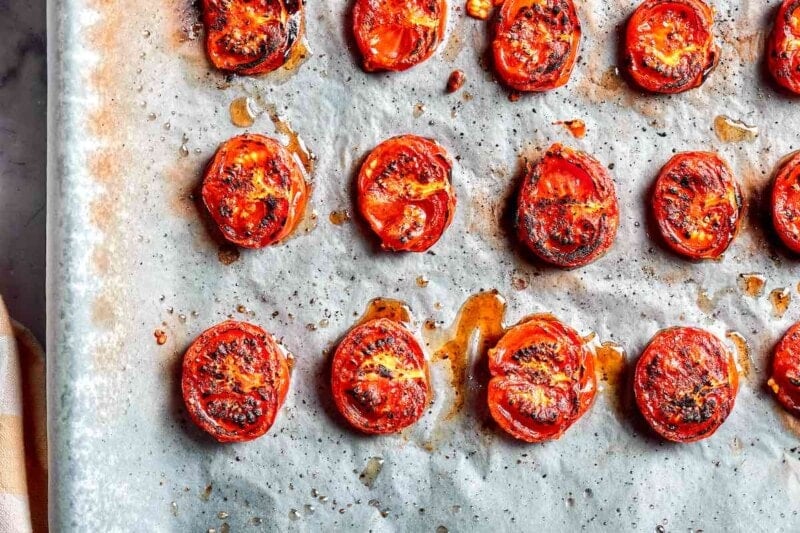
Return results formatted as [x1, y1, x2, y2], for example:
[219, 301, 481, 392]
[772, 153, 800, 253]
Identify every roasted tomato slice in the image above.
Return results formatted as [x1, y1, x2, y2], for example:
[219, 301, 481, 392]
[492, 0, 581, 92]
[487, 315, 596, 443]
[357, 135, 456, 252]
[624, 0, 719, 94]
[202, 0, 304, 76]
[772, 152, 800, 253]
[769, 323, 800, 415]
[352, 0, 447, 72]
[516, 144, 619, 268]
[652, 152, 742, 260]
[182, 321, 291, 443]
[634, 327, 738, 443]
[331, 318, 430, 434]
[202, 134, 309, 249]
[768, 0, 800, 95]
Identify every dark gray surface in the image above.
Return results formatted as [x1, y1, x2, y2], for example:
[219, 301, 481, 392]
[0, 0, 46, 343]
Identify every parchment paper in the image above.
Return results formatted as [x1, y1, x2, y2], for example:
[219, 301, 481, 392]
[48, 0, 800, 530]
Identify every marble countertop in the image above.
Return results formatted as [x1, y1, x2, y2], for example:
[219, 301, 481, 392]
[0, 0, 46, 343]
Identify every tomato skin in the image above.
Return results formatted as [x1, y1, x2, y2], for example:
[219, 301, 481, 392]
[352, 0, 447, 72]
[202, 134, 309, 249]
[492, 0, 581, 92]
[624, 0, 719, 94]
[770, 323, 800, 415]
[652, 152, 742, 261]
[182, 321, 291, 443]
[202, 0, 304, 76]
[487, 315, 596, 443]
[634, 327, 738, 443]
[331, 318, 430, 434]
[516, 144, 619, 269]
[357, 135, 456, 253]
[772, 152, 800, 254]
[768, 0, 800, 95]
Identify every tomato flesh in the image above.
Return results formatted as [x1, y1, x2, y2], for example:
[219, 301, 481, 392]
[488, 315, 596, 443]
[652, 151, 742, 260]
[357, 135, 456, 252]
[352, 0, 447, 72]
[492, 0, 581, 92]
[768, 0, 800, 95]
[202, 134, 309, 249]
[182, 321, 291, 443]
[634, 327, 737, 443]
[772, 152, 800, 253]
[770, 322, 800, 415]
[517, 144, 619, 268]
[331, 318, 430, 434]
[202, 0, 304, 75]
[624, 0, 719, 94]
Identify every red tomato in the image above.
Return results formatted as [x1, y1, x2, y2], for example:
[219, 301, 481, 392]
[516, 144, 619, 269]
[352, 0, 447, 72]
[492, 0, 581, 92]
[202, 134, 309, 249]
[634, 327, 738, 443]
[768, 0, 800, 95]
[182, 321, 291, 443]
[772, 152, 800, 253]
[331, 318, 430, 434]
[770, 323, 800, 415]
[202, 0, 305, 75]
[624, 0, 719, 94]
[652, 152, 742, 260]
[488, 315, 596, 443]
[357, 135, 456, 253]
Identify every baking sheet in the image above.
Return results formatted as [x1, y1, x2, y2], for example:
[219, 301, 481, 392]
[47, 0, 800, 530]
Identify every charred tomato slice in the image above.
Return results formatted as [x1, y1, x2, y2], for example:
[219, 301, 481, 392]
[357, 135, 456, 252]
[772, 152, 800, 253]
[516, 144, 620, 269]
[202, 0, 304, 76]
[634, 327, 738, 443]
[652, 151, 742, 260]
[768, 0, 800, 95]
[202, 134, 309, 249]
[769, 323, 800, 415]
[488, 315, 596, 443]
[492, 0, 581, 92]
[182, 321, 291, 443]
[331, 318, 430, 434]
[624, 0, 719, 94]
[352, 0, 447, 72]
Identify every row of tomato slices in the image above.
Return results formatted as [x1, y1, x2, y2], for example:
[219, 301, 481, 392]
[182, 311, 800, 445]
[203, 133, 800, 267]
[203, 0, 800, 95]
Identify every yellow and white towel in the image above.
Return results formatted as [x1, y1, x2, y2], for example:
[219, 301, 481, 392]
[0, 298, 47, 533]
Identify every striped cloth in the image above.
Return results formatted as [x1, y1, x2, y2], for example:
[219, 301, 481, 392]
[0, 298, 46, 533]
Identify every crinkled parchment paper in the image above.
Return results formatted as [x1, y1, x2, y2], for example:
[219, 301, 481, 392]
[49, 0, 800, 530]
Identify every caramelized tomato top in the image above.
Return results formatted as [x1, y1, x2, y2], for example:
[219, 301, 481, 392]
[202, 134, 309, 249]
[772, 153, 800, 254]
[487, 315, 596, 443]
[634, 327, 737, 443]
[492, 0, 581, 92]
[517, 144, 619, 269]
[357, 135, 456, 252]
[652, 152, 742, 260]
[352, 0, 447, 72]
[770, 322, 800, 415]
[331, 318, 430, 434]
[203, 0, 304, 75]
[182, 321, 291, 443]
[625, 0, 719, 94]
[768, 0, 800, 95]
